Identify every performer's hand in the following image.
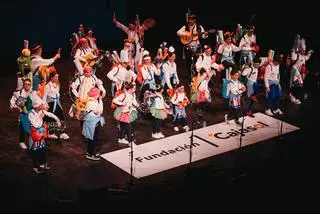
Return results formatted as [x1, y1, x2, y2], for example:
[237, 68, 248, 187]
[56, 120, 62, 128]
[265, 87, 270, 93]
[101, 93, 106, 99]
[112, 16, 117, 24]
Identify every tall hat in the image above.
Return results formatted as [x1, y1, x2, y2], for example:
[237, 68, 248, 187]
[298, 38, 306, 51]
[168, 46, 175, 53]
[120, 49, 129, 63]
[143, 50, 151, 60]
[29, 91, 44, 108]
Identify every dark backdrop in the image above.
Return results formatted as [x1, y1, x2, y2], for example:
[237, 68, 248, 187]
[1, 0, 318, 69]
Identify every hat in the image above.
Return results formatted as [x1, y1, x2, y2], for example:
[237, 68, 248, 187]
[29, 91, 44, 108]
[143, 55, 151, 60]
[188, 14, 197, 20]
[168, 46, 175, 53]
[247, 25, 255, 30]
[224, 31, 231, 39]
[88, 87, 100, 98]
[203, 44, 212, 50]
[79, 38, 88, 45]
[31, 43, 42, 53]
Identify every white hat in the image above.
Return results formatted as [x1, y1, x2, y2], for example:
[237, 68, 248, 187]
[142, 50, 149, 57]
[120, 50, 129, 63]
[168, 46, 175, 53]
[29, 91, 43, 108]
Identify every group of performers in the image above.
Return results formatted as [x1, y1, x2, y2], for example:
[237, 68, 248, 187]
[10, 12, 314, 173]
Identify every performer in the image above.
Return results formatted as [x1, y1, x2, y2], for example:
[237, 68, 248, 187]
[113, 15, 152, 72]
[289, 38, 313, 104]
[195, 44, 224, 89]
[138, 51, 160, 101]
[30, 43, 60, 90]
[42, 71, 69, 140]
[16, 40, 32, 90]
[224, 67, 246, 125]
[112, 82, 139, 145]
[107, 54, 136, 97]
[10, 78, 33, 149]
[120, 39, 135, 70]
[190, 68, 214, 123]
[28, 92, 61, 174]
[70, 66, 106, 124]
[217, 32, 252, 81]
[161, 47, 180, 94]
[177, 14, 208, 83]
[85, 28, 99, 55]
[150, 84, 169, 139]
[241, 57, 263, 117]
[73, 37, 98, 75]
[82, 87, 105, 161]
[264, 55, 283, 116]
[170, 85, 190, 132]
[238, 25, 259, 66]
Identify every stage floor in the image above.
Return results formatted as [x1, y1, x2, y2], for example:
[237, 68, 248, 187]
[1, 59, 320, 210]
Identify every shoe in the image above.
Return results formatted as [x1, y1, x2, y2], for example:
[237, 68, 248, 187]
[265, 109, 273, 116]
[19, 142, 27, 150]
[33, 167, 44, 174]
[246, 111, 255, 118]
[86, 153, 100, 161]
[152, 133, 162, 139]
[59, 133, 69, 140]
[118, 138, 129, 144]
[273, 109, 284, 115]
[183, 126, 190, 132]
[48, 134, 58, 139]
[40, 163, 51, 170]
[224, 114, 229, 124]
[158, 132, 165, 138]
[174, 127, 179, 132]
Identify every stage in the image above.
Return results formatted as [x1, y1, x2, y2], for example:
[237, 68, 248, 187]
[1, 58, 320, 210]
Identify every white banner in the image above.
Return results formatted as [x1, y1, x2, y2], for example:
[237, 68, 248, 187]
[101, 113, 299, 178]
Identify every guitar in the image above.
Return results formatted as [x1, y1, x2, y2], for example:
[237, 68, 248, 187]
[180, 29, 216, 45]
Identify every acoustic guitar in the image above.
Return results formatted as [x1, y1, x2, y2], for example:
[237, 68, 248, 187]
[180, 29, 216, 45]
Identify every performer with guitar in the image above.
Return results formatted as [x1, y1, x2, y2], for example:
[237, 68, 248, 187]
[177, 14, 209, 84]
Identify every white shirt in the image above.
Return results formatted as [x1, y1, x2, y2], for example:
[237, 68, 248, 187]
[162, 61, 179, 89]
[177, 24, 207, 47]
[242, 66, 259, 82]
[112, 91, 139, 113]
[195, 54, 220, 72]
[71, 75, 106, 99]
[10, 88, 32, 110]
[170, 91, 188, 105]
[107, 65, 136, 83]
[154, 93, 168, 110]
[30, 55, 54, 74]
[86, 98, 103, 116]
[264, 63, 280, 88]
[141, 64, 160, 81]
[291, 52, 311, 70]
[227, 79, 244, 96]
[43, 81, 60, 101]
[28, 109, 58, 128]
[239, 33, 256, 51]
